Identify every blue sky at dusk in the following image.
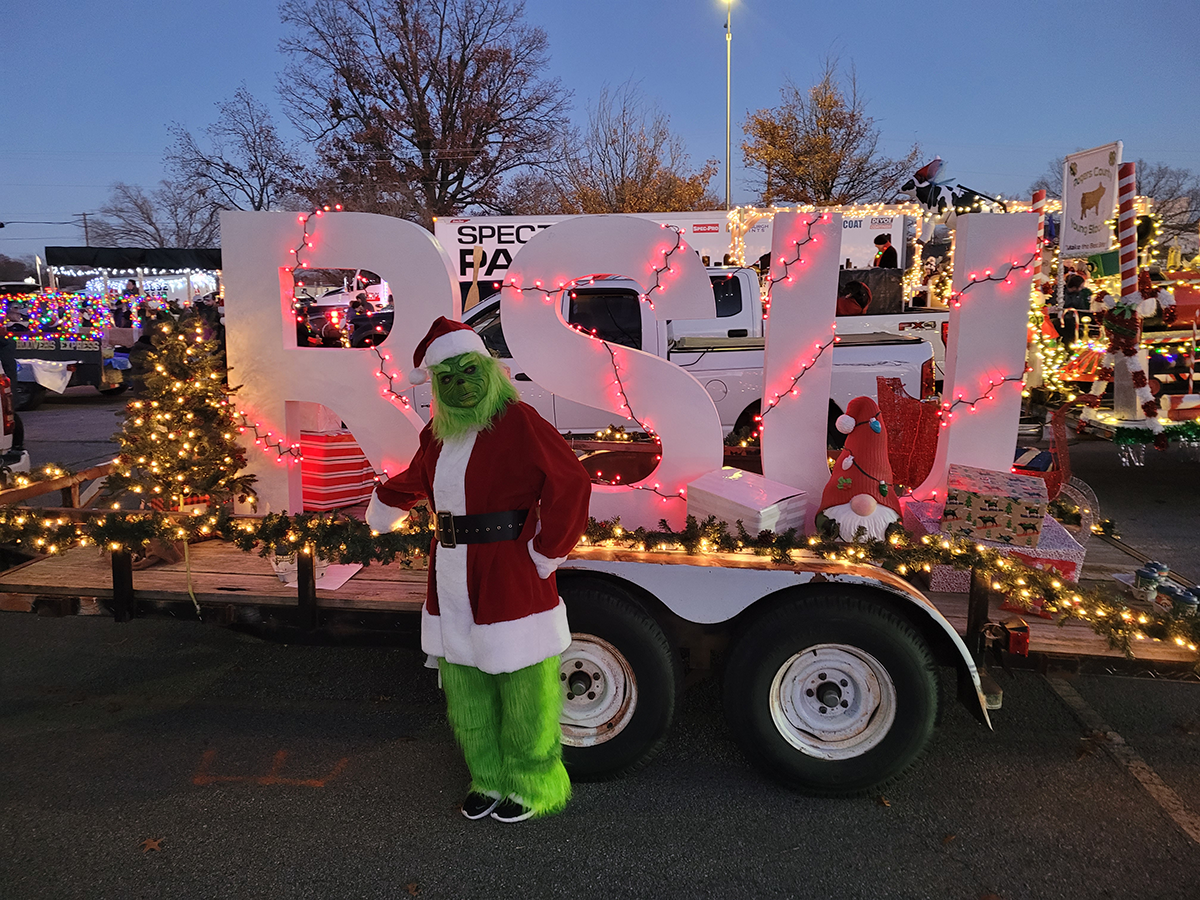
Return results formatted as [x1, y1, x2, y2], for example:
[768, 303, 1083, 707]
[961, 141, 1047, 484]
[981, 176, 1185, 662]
[2, 0, 1196, 259]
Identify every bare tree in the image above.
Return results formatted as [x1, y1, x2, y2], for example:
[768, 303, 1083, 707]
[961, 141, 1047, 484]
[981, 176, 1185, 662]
[90, 181, 219, 248]
[166, 85, 307, 213]
[492, 169, 571, 215]
[546, 83, 721, 214]
[1028, 157, 1065, 200]
[0, 254, 35, 282]
[278, 0, 570, 224]
[742, 58, 919, 206]
[1132, 161, 1200, 248]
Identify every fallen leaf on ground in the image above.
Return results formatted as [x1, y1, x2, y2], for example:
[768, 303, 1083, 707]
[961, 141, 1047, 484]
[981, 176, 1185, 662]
[405, 883, 421, 896]
[1173, 719, 1199, 735]
[140, 838, 163, 853]
[876, 795, 890, 808]
[942, 834, 957, 845]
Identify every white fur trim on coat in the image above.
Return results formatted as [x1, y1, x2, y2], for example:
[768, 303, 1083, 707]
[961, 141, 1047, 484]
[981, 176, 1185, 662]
[422, 329, 486, 367]
[422, 599, 572, 675]
[528, 538, 568, 579]
[365, 492, 408, 533]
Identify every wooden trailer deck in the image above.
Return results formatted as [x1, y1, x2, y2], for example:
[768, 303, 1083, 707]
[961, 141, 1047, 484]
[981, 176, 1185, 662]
[0, 540, 427, 614]
[0, 526, 1194, 666]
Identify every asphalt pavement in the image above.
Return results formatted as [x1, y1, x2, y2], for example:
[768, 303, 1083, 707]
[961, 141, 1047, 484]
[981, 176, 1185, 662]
[1, 616, 1198, 900]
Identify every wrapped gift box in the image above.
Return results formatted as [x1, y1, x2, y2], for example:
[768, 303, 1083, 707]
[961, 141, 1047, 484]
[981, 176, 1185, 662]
[1163, 394, 1200, 422]
[940, 464, 1048, 548]
[904, 497, 1085, 584]
[300, 430, 375, 511]
[687, 467, 806, 534]
[1005, 517, 1085, 583]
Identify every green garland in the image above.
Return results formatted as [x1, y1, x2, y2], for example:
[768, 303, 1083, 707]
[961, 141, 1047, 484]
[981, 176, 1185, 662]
[1111, 420, 1200, 445]
[580, 514, 1200, 664]
[1, 500, 1195, 664]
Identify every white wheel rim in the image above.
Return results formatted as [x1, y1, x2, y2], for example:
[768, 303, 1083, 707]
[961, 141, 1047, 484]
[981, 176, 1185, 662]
[769, 643, 897, 759]
[559, 634, 637, 747]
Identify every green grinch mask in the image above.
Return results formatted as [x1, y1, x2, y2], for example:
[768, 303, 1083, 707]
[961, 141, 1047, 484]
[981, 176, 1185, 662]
[428, 351, 519, 442]
[436, 354, 489, 409]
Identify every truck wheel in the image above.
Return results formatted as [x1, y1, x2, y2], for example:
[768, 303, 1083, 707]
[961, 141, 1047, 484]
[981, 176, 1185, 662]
[15, 383, 45, 412]
[559, 580, 680, 780]
[723, 589, 938, 797]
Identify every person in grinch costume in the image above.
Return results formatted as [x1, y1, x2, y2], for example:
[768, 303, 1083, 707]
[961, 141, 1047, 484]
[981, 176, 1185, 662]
[815, 396, 902, 541]
[366, 316, 592, 822]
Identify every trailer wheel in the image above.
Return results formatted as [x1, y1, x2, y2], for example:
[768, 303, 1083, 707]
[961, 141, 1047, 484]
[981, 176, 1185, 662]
[559, 581, 680, 780]
[723, 590, 938, 796]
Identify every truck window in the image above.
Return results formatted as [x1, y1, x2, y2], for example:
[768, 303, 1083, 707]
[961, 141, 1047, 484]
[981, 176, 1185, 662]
[464, 304, 511, 358]
[568, 289, 642, 350]
[710, 275, 743, 318]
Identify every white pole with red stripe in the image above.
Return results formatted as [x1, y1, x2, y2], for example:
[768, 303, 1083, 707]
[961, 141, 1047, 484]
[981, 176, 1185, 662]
[1031, 189, 1047, 284]
[1117, 163, 1138, 298]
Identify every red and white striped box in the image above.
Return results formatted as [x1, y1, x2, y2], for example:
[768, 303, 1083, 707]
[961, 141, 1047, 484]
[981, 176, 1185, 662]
[300, 430, 375, 511]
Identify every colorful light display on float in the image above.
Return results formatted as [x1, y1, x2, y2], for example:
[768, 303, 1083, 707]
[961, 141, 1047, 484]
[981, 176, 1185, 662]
[1, 291, 115, 339]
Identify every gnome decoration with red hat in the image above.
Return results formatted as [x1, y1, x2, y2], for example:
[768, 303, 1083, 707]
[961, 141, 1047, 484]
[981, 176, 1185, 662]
[367, 316, 592, 823]
[815, 396, 903, 541]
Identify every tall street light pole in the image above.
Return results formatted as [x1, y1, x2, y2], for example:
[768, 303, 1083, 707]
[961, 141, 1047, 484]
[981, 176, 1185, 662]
[725, 0, 732, 210]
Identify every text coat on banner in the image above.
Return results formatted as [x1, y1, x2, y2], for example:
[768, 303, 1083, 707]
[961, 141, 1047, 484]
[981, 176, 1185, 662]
[1061, 141, 1122, 257]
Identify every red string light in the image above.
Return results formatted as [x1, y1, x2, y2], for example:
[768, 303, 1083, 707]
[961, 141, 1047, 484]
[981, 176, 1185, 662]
[761, 213, 827, 317]
[948, 250, 1038, 308]
[234, 410, 303, 463]
[750, 332, 839, 439]
[937, 375, 1025, 427]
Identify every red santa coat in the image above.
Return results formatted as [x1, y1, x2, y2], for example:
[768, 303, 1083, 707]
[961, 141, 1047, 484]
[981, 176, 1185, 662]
[373, 401, 592, 674]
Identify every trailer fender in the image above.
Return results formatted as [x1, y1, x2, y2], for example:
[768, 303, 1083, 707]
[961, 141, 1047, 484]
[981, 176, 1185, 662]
[560, 557, 990, 729]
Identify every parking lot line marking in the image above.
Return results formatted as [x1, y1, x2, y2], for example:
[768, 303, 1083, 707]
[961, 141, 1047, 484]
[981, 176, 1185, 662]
[192, 749, 350, 788]
[1046, 676, 1200, 845]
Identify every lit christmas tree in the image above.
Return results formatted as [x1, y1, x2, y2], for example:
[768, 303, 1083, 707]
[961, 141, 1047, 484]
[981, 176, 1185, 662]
[108, 321, 256, 510]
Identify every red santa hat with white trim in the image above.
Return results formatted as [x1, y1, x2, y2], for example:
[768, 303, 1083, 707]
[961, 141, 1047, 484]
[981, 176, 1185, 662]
[407, 316, 487, 385]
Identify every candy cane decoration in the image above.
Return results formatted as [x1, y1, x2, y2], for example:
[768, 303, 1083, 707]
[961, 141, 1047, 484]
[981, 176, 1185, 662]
[1031, 189, 1047, 285]
[1117, 164, 1138, 300]
[1085, 163, 1163, 438]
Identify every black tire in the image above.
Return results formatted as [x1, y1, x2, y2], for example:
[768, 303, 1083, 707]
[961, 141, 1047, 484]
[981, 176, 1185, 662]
[14, 383, 45, 412]
[723, 589, 938, 797]
[98, 384, 129, 397]
[559, 579, 680, 780]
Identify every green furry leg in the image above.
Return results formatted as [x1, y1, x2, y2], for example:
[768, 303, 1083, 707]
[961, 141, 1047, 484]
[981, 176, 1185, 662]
[440, 656, 571, 818]
[497, 656, 571, 818]
[439, 659, 505, 797]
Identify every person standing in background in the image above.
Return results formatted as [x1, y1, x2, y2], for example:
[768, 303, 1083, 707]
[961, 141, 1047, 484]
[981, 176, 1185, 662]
[873, 234, 898, 268]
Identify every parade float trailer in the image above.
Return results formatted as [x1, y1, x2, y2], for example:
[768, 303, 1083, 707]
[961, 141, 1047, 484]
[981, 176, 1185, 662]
[2, 207, 1195, 798]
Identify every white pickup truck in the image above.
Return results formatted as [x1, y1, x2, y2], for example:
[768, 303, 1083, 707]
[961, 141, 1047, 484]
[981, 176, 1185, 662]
[435, 212, 954, 380]
[438, 268, 936, 443]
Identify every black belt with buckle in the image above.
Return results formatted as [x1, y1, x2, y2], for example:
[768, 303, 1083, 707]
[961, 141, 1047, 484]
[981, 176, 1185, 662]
[435, 509, 529, 549]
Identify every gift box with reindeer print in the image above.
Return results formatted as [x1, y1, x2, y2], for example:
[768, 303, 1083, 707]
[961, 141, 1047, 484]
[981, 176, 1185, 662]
[940, 464, 1048, 548]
